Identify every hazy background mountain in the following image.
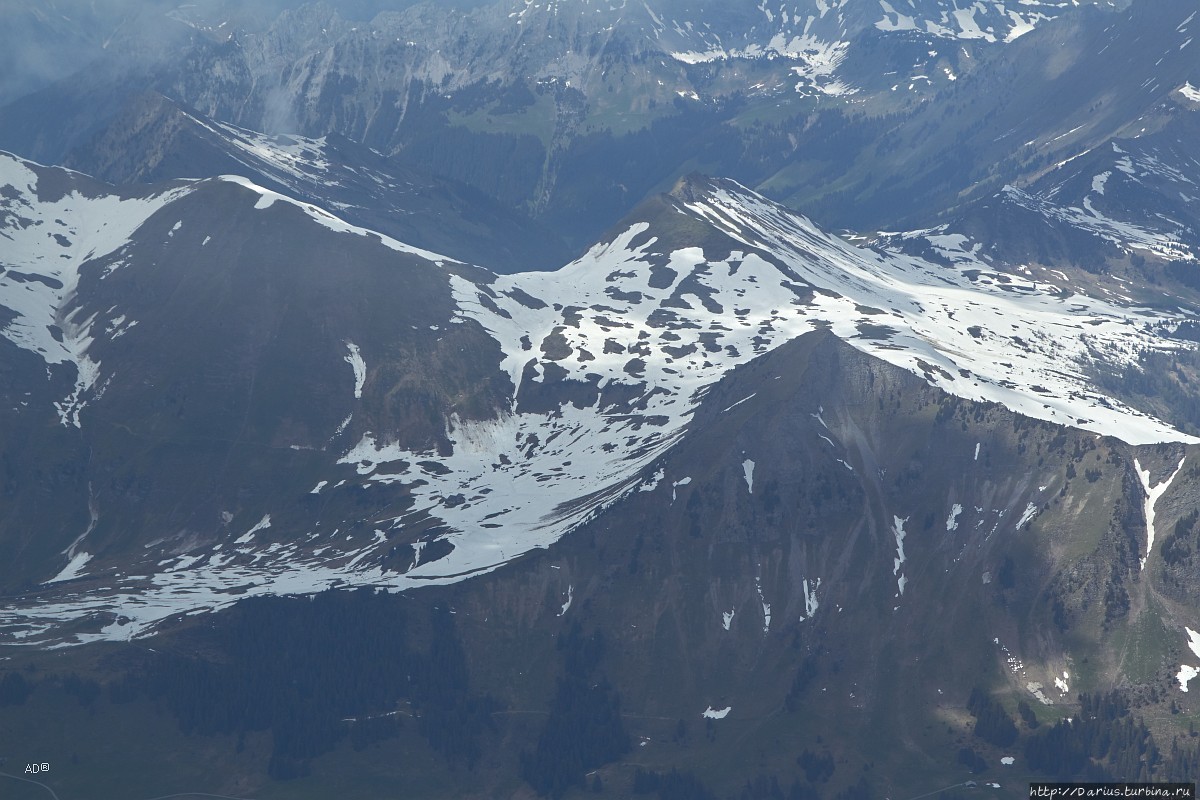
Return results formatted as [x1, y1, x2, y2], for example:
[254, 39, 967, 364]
[2, 1, 1200, 799]
[0, 0, 1154, 253]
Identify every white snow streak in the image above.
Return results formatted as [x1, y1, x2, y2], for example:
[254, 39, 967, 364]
[756, 575, 771, 633]
[344, 342, 366, 399]
[1135, 456, 1186, 570]
[558, 584, 573, 616]
[802, 578, 820, 620]
[946, 503, 963, 531]
[1016, 502, 1039, 529]
[46, 552, 93, 584]
[893, 516, 908, 596]
[722, 393, 756, 412]
[234, 514, 272, 545]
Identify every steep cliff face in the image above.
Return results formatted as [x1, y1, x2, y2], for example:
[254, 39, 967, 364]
[0, 153, 513, 606]
[5, 329, 1197, 798]
[2, 149, 1195, 641]
[433, 329, 1200, 796]
[62, 91, 574, 271]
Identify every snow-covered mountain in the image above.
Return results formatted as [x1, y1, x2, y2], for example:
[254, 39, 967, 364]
[3, 0, 1177, 257]
[61, 91, 572, 271]
[884, 87, 1200, 310]
[2, 151, 1196, 646]
[150, 0, 1123, 130]
[6, 3, 1200, 795]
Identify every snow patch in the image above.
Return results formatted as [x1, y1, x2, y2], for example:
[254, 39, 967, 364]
[1026, 682, 1053, 705]
[671, 476, 691, 503]
[1178, 664, 1199, 692]
[1186, 627, 1200, 661]
[1135, 456, 1186, 570]
[1016, 502, 1039, 529]
[892, 516, 908, 596]
[0, 155, 193, 426]
[46, 552, 92, 584]
[1003, 184, 1197, 265]
[742, 459, 755, 493]
[946, 503, 963, 531]
[344, 342, 366, 399]
[558, 584, 573, 616]
[1177, 629, 1200, 691]
[950, 6, 994, 41]
[702, 706, 731, 719]
[640, 468, 665, 492]
[875, 0, 917, 32]
[802, 578, 820, 620]
[756, 575, 771, 633]
[234, 514, 271, 545]
[12, 171, 1200, 645]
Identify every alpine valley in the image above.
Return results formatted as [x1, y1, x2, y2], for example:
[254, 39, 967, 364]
[2, 1, 1200, 799]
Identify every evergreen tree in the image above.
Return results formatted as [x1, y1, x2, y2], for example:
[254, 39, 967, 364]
[0, 672, 31, 706]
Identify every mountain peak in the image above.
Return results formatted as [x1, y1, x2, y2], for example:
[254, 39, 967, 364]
[668, 173, 722, 203]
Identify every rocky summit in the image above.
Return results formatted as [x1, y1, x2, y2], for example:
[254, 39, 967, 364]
[1, 1, 1200, 798]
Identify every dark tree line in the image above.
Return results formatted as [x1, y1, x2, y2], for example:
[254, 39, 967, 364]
[967, 686, 1019, 747]
[0, 671, 31, 706]
[738, 771, 834, 800]
[146, 588, 493, 779]
[1017, 700, 1040, 730]
[797, 749, 836, 784]
[633, 767, 716, 800]
[520, 624, 630, 798]
[1022, 691, 1200, 781]
[1161, 509, 1199, 566]
[957, 747, 987, 774]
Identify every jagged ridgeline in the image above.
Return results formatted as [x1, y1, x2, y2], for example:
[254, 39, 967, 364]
[4, 148, 1200, 796]
[2, 0, 1183, 248]
[2, 0, 1200, 798]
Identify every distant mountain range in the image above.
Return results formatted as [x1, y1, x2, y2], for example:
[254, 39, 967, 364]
[2, 1, 1200, 798]
[0, 0, 1158, 247]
